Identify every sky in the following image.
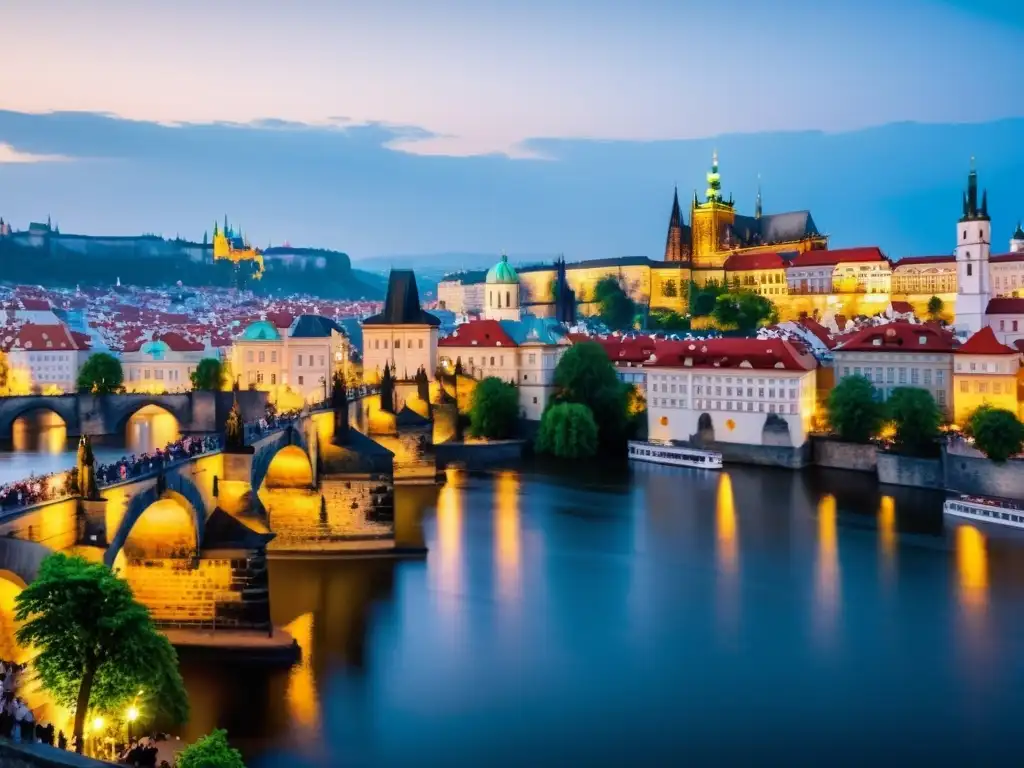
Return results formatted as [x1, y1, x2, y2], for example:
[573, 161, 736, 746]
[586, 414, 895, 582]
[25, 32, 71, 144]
[1, 0, 1023, 261]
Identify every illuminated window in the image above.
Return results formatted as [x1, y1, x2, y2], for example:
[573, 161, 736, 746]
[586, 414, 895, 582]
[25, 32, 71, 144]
[258, 351, 265, 363]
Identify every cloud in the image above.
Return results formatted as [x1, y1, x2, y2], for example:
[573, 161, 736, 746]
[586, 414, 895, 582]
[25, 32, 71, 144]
[0, 142, 72, 164]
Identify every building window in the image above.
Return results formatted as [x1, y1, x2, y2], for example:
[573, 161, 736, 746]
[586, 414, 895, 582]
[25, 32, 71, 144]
[960, 380, 969, 393]
[937, 390, 946, 405]
[246, 350, 254, 363]
[978, 382, 989, 394]
[395, 340, 401, 349]
[924, 369, 931, 386]
[936, 370, 944, 385]
[297, 355, 303, 366]
[298, 376, 304, 386]
[419, 339, 424, 349]
[911, 368, 919, 385]
[1014, 321, 1020, 332]
[886, 367, 895, 384]
[271, 373, 277, 385]
[533, 397, 538, 404]
[258, 351, 265, 363]
[967, 263, 973, 277]
[256, 372, 264, 384]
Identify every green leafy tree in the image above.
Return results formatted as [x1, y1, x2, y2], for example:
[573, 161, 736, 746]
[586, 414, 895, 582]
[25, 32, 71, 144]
[552, 341, 629, 452]
[826, 375, 886, 443]
[190, 357, 224, 391]
[966, 405, 1024, 462]
[77, 352, 124, 394]
[176, 729, 246, 768]
[469, 376, 519, 439]
[711, 291, 777, 332]
[886, 386, 942, 456]
[689, 280, 727, 316]
[927, 295, 944, 321]
[536, 402, 599, 458]
[647, 308, 690, 332]
[593, 275, 635, 330]
[15, 554, 189, 753]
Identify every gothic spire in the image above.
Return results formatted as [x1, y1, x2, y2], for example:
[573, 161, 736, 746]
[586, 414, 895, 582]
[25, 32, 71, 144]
[669, 186, 681, 226]
[755, 174, 763, 220]
[961, 156, 990, 222]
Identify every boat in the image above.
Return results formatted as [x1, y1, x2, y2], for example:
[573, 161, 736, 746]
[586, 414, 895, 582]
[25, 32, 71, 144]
[943, 494, 1024, 529]
[627, 440, 723, 470]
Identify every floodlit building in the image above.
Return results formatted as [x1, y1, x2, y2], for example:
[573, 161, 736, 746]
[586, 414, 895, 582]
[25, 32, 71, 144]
[122, 332, 214, 393]
[7, 323, 85, 393]
[952, 326, 1021, 425]
[361, 270, 440, 384]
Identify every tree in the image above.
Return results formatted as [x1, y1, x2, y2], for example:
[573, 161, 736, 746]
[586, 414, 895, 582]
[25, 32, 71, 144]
[647, 308, 690, 332]
[176, 729, 245, 768]
[927, 295, 944, 322]
[967, 405, 1024, 462]
[77, 352, 123, 394]
[711, 291, 777, 332]
[593, 275, 635, 330]
[552, 341, 629, 452]
[536, 402, 599, 458]
[886, 386, 942, 457]
[469, 376, 519, 439]
[689, 280, 727, 317]
[826, 375, 886, 443]
[190, 357, 224, 392]
[15, 554, 189, 753]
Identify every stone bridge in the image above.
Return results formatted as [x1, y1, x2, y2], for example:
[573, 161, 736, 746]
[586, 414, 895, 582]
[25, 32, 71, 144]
[0, 390, 269, 448]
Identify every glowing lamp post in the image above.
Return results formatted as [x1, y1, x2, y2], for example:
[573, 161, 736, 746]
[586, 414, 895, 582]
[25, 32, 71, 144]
[126, 706, 139, 742]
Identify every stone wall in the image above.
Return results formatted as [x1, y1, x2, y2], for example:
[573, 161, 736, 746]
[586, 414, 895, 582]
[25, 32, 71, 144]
[119, 551, 270, 630]
[435, 440, 527, 470]
[692, 439, 811, 469]
[262, 480, 393, 553]
[0, 740, 106, 767]
[877, 452, 944, 489]
[812, 437, 878, 473]
[943, 449, 1024, 498]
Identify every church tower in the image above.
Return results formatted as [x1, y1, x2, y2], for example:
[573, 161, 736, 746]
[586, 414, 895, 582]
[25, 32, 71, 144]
[1010, 222, 1024, 254]
[484, 254, 521, 322]
[663, 187, 690, 263]
[689, 151, 736, 270]
[955, 158, 991, 335]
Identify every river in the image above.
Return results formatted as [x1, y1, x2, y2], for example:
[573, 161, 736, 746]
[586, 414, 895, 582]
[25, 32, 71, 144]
[165, 460, 1024, 766]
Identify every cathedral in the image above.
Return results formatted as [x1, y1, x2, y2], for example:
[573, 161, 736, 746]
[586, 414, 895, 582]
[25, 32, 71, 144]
[662, 152, 827, 283]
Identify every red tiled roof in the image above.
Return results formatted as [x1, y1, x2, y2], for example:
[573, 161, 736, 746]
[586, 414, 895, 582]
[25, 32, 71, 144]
[889, 301, 915, 314]
[835, 322, 956, 353]
[957, 326, 1018, 355]
[723, 251, 784, 271]
[789, 246, 887, 268]
[158, 332, 206, 352]
[439, 320, 518, 348]
[19, 298, 52, 312]
[266, 311, 294, 329]
[798, 317, 837, 349]
[646, 338, 817, 371]
[587, 336, 659, 365]
[892, 255, 955, 268]
[70, 331, 92, 350]
[985, 297, 1024, 315]
[990, 253, 1024, 264]
[11, 324, 79, 352]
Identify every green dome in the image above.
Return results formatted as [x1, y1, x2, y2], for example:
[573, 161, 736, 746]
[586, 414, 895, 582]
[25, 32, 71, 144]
[240, 320, 281, 341]
[486, 254, 518, 284]
[1014, 221, 1024, 241]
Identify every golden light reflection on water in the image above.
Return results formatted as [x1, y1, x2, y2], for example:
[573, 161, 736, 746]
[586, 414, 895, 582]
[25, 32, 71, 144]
[815, 494, 840, 642]
[878, 495, 896, 578]
[715, 473, 737, 577]
[495, 470, 521, 604]
[12, 410, 67, 453]
[127, 405, 179, 453]
[434, 468, 464, 615]
[956, 525, 989, 611]
[283, 612, 320, 735]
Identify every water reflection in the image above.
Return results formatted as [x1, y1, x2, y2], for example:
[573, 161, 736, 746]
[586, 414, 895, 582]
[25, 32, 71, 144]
[126, 405, 179, 453]
[12, 409, 67, 453]
[494, 470, 521, 605]
[434, 468, 464, 620]
[283, 612, 319, 735]
[956, 525, 989, 611]
[878, 495, 896, 581]
[715, 472, 739, 639]
[814, 493, 840, 645]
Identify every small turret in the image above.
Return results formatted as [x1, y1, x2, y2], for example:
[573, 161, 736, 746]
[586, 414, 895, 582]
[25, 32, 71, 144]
[1011, 221, 1024, 254]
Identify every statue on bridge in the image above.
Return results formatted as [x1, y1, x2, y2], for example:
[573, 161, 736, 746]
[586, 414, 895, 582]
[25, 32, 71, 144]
[379, 363, 396, 415]
[332, 371, 349, 441]
[415, 366, 431, 415]
[76, 435, 101, 501]
[225, 400, 245, 452]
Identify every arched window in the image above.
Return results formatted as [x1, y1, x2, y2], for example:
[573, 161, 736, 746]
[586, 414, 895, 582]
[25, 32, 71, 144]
[967, 263, 973, 277]
[497, 291, 502, 308]
[963, 229, 967, 241]
[506, 290, 510, 307]
[489, 291, 493, 308]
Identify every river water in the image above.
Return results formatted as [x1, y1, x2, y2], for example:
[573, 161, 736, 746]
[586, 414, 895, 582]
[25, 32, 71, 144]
[165, 460, 1023, 767]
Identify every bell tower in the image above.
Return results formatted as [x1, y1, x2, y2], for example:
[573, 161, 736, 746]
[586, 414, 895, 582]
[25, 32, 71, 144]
[955, 157, 991, 335]
[689, 151, 736, 270]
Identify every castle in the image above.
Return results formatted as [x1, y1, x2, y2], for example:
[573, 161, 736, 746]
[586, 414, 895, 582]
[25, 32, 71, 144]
[212, 217, 264, 280]
[437, 154, 1024, 325]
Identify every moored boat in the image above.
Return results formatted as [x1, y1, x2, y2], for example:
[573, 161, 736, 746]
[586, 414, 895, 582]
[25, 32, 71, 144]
[943, 494, 1024, 529]
[627, 440, 723, 470]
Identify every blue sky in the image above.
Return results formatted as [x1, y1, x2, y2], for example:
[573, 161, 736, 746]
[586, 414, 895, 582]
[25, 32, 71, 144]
[1, 0, 1022, 260]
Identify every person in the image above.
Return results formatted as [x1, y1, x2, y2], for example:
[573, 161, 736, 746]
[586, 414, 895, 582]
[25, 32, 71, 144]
[57, 729, 67, 750]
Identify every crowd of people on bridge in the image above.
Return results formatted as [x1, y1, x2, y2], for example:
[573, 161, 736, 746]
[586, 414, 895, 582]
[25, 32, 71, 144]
[95, 434, 221, 486]
[0, 659, 60, 748]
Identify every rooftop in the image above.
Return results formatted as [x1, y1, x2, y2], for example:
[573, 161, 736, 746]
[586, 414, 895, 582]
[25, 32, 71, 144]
[835, 322, 956, 353]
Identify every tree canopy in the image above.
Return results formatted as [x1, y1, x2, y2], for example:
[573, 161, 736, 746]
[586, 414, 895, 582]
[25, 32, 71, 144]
[826, 375, 886, 443]
[647, 308, 690, 332]
[966, 405, 1024, 463]
[927, 296, 944, 321]
[77, 352, 124, 394]
[175, 729, 246, 768]
[536, 402, 599, 458]
[15, 554, 189, 752]
[688, 280, 728, 317]
[711, 291, 777, 332]
[552, 341, 629, 452]
[886, 387, 942, 456]
[593, 276, 635, 330]
[469, 377, 519, 439]
[190, 357, 224, 392]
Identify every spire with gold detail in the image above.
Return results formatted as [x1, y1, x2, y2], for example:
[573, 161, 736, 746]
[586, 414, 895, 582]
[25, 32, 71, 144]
[755, 174, 763, 220]
[705, 150, 722, 203]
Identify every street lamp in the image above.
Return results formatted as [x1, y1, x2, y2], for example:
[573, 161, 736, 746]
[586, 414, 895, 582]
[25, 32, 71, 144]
[126, 706, 139, 742]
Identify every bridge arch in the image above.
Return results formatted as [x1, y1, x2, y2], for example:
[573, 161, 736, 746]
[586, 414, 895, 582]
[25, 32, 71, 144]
[122, 403, 182, 453]
[11, 407, 69, 453]
[251, 425, 313, 493]
[0, 538, 57, 663]
[106, 481, 205, 566]
[0, 395, 79, 443]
